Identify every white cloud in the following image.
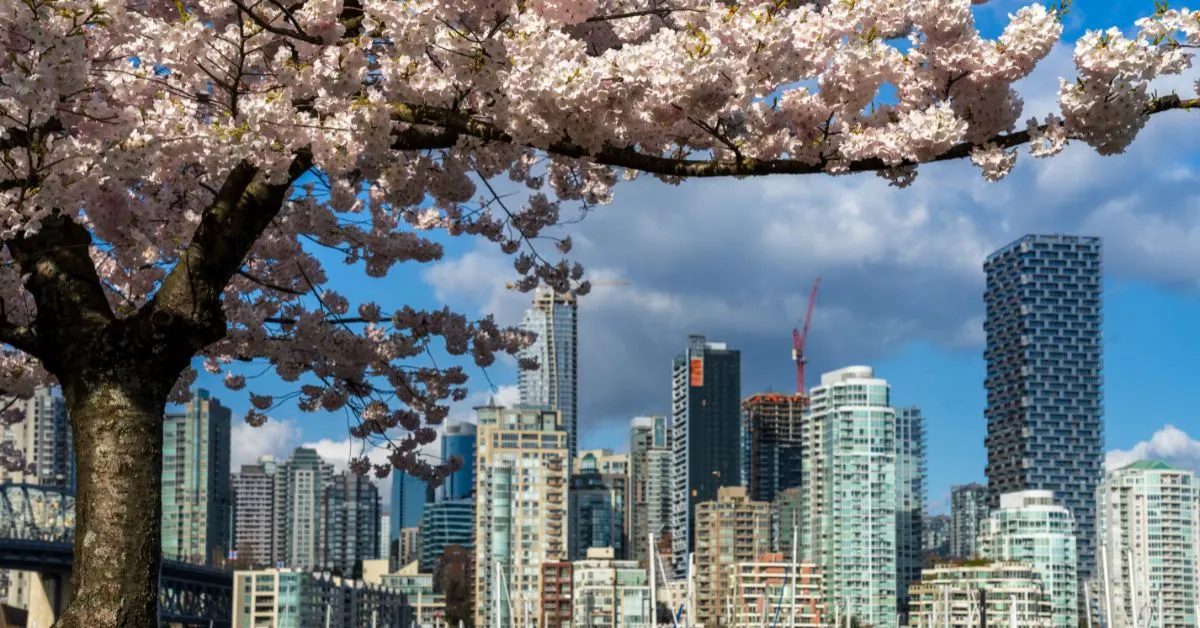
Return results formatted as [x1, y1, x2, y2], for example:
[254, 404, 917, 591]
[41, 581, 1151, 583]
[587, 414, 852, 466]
[230, 418, 303, 471]
[1106, 425, 1200, 473]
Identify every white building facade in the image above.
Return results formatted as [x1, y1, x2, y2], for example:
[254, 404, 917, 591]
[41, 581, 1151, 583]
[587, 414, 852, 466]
[978, 490, 1078, 628]
[1097, 460, 1200, 627]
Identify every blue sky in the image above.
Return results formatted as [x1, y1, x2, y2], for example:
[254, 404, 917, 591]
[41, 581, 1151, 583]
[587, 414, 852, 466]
[196, 0, 1200, 509]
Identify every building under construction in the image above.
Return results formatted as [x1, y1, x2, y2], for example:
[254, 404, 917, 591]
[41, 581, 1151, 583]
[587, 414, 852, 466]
[741, 392, 807, 505]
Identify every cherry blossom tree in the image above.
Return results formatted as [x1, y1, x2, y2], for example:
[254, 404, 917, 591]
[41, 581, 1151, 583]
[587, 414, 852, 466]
[0, 0, 1197, 624]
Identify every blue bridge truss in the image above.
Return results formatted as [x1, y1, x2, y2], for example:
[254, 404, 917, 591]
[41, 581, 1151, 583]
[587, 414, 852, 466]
[0, 483, 232, 627]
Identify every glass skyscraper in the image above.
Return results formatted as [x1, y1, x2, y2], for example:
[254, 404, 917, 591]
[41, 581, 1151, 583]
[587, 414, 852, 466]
[390, 470, 427, 547]
[802, 366, 897, 628]
[983, 234, 1103, 582]
[161, 388, 231, 566]
[669, 334, 741, 577]
[894, 405, 925, 622]
[440, 420, 476, 501]
[517, 290, 578, 460]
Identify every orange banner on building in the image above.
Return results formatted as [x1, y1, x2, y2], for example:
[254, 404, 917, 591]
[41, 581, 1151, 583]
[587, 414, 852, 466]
[689, 358, 703, 387]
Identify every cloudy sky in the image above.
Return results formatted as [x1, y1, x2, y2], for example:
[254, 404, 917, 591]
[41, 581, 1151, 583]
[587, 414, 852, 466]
[193, 0, 1200, 510]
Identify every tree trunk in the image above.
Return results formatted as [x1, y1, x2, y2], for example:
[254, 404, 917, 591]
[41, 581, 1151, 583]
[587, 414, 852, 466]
[54, 372, 173, 628]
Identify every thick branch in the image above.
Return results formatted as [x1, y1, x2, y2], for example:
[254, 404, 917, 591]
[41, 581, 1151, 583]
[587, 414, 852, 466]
[5, 213, 116, 366]
[139, 153, 312, 356]
[391, 95, 1200, 177]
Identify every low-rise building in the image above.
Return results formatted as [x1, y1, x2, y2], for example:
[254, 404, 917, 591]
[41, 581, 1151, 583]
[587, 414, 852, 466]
[907, 562, 1053, 627]
[572, 547, 651, 627]
[232, 568, 404, 628]
[726, 553, 824, 627]
[380, 561, 447, 627]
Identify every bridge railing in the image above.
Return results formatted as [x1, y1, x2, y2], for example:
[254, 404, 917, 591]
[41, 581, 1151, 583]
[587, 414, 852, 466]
[0, 483, 75, 544]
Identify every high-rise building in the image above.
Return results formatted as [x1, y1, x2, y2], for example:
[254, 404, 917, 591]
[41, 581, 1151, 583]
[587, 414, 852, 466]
[280, 447, 335, 570]
[161, 388, 231, 566]
[978, 490, 1078, 628]
[670, 334, 741, 576]
[472, 404, 569, 628]
[775, 485, 803, 561]
[518, 290, 578, 460]
[922, 514, 951, 558]
[950, 483, 988, 559]
[895, 405, 926, 621]
[629, 416, 672, 566]
[440, 420, 477, 501]
[0, 387, 73, 609]
[741, 392, 805, 505]
[419, 498, 474, 573]
[0, 387, 73, 488]
[983, 234, 1103, 582]
[327, 469, 381, 576]
[569, 470, 627, 560]
[379, 513, 391, 561]
[576, 449, 629, 477]
[1097, 460, 1200, 627]
[693, 486, 772, 626]
[232, 455, 283, 567]
[802, 366, 897, 628]
[390, 470, 427, 555]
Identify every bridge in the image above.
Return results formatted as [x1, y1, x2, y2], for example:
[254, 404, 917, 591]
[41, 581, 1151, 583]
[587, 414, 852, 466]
[0, 483, 232, 627]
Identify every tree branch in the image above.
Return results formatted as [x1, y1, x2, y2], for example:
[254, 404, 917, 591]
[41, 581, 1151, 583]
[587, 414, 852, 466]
[138, 153, 313, 355]
[5, 213, 116, 367]
[390, 95, 1200, 177]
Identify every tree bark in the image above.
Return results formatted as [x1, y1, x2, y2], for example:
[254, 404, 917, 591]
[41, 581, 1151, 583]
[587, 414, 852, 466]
[54, 361, 177, 628]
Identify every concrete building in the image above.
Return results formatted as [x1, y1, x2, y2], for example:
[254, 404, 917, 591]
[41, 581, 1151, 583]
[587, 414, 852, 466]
[0, 387, 73, 488]
[740, 392, 805, 505]
[802, 366, 898, 628]
[950, 483, 987, 559]
[518, 290, 579, 461]
[472, 404, 569, 628]
[629, 416, 672, 567]
[398, 527, 421, 568]
[671, 335, 742, 577]
[725, 553, 824, 627]
[1097, 460, 1200, 627]
[419, 497, 473, 573]
[231, 568, 405, 628]
[694, 486, 772, 626]
[327, 469, 381, 576]
[978, 490, 1078, 628]
[577, 449, 629, 477]
[0, 387, 74, 610]
[232, 455, 283, 567]
[572, 547, 651, 628]
[161, 388, 231, 566]
[378, 560, 447, 627]
[896, 405, 927, 622]
[908, 562, 1054, 627]
[440, 420, 477, 501]
[923, 514, 951, 559]
[541, 562, 574, 628]
[775, 486, 803, 562]
[280, 447, 335, 570]
[570, 454, 628, 561]
[983, 234, 1103, 583]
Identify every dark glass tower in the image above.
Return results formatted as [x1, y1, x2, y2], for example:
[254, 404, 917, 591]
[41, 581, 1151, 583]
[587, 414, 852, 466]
[440, 420, 476, 501]
[983, 234, 1103, 582]
[670, 334, 741, 577]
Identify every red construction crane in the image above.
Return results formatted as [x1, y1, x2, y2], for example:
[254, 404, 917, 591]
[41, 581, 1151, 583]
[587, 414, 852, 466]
[792, 277, 821, 394]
